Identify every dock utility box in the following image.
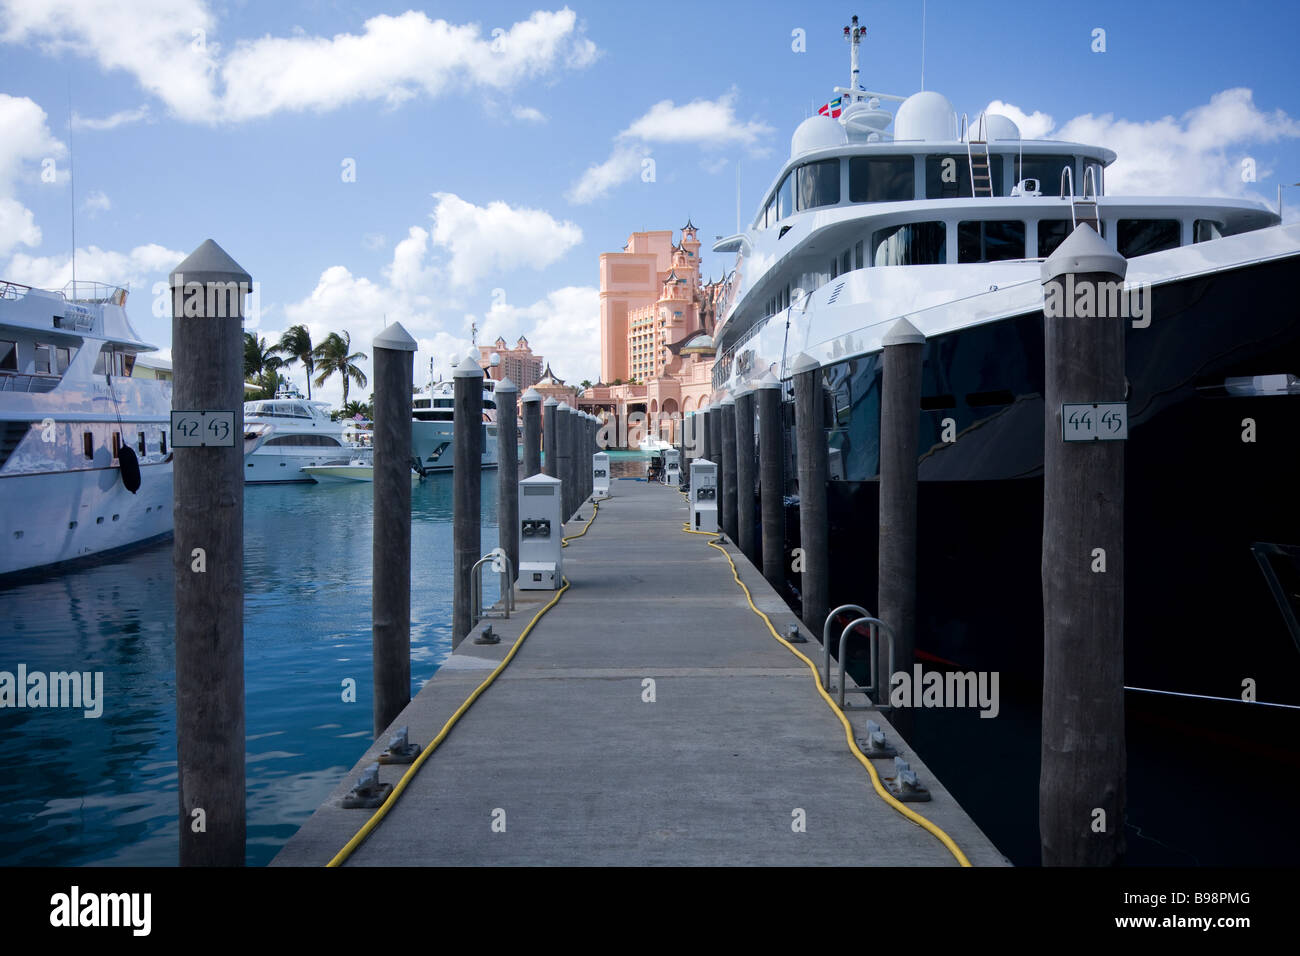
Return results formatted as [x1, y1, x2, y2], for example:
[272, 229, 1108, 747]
[691, 458, 718, 532]
[518, 474, 562, 590]
[592, 452, 610, 496]
[663, 448, 681, 486]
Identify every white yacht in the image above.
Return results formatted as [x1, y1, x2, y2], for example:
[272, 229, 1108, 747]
[1, 279, 173, 577]
[242, 382, 350, 483]
[710, 17, 1300, 702]
[411, 365, 501, 472]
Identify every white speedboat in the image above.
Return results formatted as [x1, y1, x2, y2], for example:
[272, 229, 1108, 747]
[638, 435, 673, 453]
[300, 454, 422, 483]
[1, 279, 173, 577]
[411, 371, 501, 472]
[710, 16, 1300, 701]
[242, 382, 351, 483]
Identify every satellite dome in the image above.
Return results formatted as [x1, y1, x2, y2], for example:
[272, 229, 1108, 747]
[791, 114, 848, 157]
[983, 113, 1021, 142]
[894, 91, 957, 142]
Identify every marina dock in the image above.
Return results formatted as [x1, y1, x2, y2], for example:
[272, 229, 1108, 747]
[274, 478, 1005, 867]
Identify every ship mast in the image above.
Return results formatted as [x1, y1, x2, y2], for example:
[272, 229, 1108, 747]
[844, 15, 863, 106]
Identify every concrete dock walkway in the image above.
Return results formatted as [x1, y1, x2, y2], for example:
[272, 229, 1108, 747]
[274, 479, 1006, 866]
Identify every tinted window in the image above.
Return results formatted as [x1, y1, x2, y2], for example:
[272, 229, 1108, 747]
[1194, 219, 1224, 243]
[1014, 154, 1076, 195]
[958, 220, 1025, 262]
[1037, 220, 1073, 258]
[777, 173, 794, 220]
[35, 344, 52, 374]
[1118, 219, 1180, 257]
[797, 159, 840, 210]
[849, 157, 914, 202]
[872, 222, 946, 266]
[0, 340, 15, 371]
[926, 155, 1005, 198]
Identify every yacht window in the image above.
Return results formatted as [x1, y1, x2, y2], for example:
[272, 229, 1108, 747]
[1194, 219, 1224, 243]
[137, 431, 146, 455]
[871, 222, 946, 266]
[830, 257, 839, 280]
[958, 220, 1026, 262]
[854, 241, 864, 270]
[265, 435, 342, 447]
[849, 157, 915, 202]
[1037, 219, 1074, 258]
[111, 432, 121, 458]
[764, 195, 775, 228]
[0, 341, 16, 371]
[56, 347, 73, 373]
[1016, 155, 1077, 195]
[926, 155, 1005, 199]
[93, 346, 108, 375]
[160, 432, 167, 455]
[1118, 219, 1180, 257]
[35, 344, 53, 374]
[122, 353, 135, 376]
[797, 159, 841, 210]
[83, 432, 94, 460]
[840, 248, 852, 275]
[777, 173, 795, 220]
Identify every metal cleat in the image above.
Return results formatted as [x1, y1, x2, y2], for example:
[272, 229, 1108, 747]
[378, 726, 421, 765]
[887, 757, 931, 802]
[474, 623, 501, 645]
[342, 762, 394, 808]
[859, 719, 898, 758]
[785, 623, 808, 644]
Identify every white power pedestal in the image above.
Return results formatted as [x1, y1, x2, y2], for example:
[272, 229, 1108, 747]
[663, 448, 681, 486]
[691, 458, 718, 532]
[518, 474, 562, 590]
[592, 452, 610, 496]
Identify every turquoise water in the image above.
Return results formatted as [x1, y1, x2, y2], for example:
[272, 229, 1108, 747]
[0, 472, 501, 866]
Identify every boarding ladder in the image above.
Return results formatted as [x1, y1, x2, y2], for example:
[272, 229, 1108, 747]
[1060, 165, 1101, 233]
[965, 112, 994, 198]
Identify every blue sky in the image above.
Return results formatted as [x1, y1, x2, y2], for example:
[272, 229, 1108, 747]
[3, 0, 1298, 405]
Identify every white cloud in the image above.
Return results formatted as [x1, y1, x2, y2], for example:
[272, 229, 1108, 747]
[362, 232, 387, 251]
[476, 286, 600, 383]
[700, 156, 729, 174]
[0, 93, 65, 257]
[988, 89, 1300, 198]
[429, 192, 582, 287]
[516, 106, 547, 123]
[4, 243, 185, 300]
[618, 89, 773, 150]
[82, 190, 111, 215]
[567, 143, 649, 205]
[72, 104, 153, 132]
[1, 3, 597, 124]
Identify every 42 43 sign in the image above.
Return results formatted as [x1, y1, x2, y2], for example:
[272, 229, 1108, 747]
[1061, 402, 1127, 442]
[170, 410, 236, 447]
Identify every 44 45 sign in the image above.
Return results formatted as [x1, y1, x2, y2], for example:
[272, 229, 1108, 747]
[1061, 402, 1127, 442]
[170, 410, 236, 447]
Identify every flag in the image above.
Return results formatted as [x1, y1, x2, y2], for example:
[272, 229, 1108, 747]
[817, 97, 843, 119]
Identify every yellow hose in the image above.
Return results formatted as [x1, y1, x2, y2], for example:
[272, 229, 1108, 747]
[326, 502, 602, 866]
[678, 518, 972, 867]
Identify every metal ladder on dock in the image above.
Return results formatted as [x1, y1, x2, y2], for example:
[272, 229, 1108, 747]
[966, 112, 994, 198]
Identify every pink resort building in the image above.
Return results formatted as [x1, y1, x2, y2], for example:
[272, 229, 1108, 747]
[479, 335, 543, 388]
[580, 222, 729, 444]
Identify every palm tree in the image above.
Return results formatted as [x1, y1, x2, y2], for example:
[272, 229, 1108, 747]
[312, 331, 368, 409]
[277, 325, 315, 399]
[244, 332, 285, 395]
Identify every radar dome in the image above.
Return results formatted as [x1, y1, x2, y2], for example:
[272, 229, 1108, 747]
[894, 91, 957, 142]
[791, 114, 848, 157]
[983, 113, 1021, 141]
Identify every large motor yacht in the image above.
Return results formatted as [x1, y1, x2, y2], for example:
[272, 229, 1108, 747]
[1, 280, 173, 577]
[242, 382, 351, 483]
[411, 358, 501, 472]
[710, 17, 1300, 706]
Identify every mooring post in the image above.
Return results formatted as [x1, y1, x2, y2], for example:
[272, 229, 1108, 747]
[1040, 225, 1128, 867]
[698, 403, 712, 467]
[878, 319, 925, 729]
[557, 402, 573, 521]
[522, 388, 542, 478]
[720, 396, 738, 542]
[735, 385, 758, 566]
[371, 321, 416, 737]
[496, 377, 519, 584]
[682, 411, 694, 489]
[452, 352, 483, 648]
[170, 239, 249, 866]
[756, 374, 785, 592]
[792, 354, 829, 633]
[708, 400, 723, 493]
[543, 397, 558, 479]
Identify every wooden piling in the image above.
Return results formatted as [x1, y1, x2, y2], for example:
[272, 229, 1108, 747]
[792, 354, 829, 633]
[169, 239, 249, 866]
[1039, 225, 1128, 867]
[452, 354, 483, 648]
[496, 377, 519, 584]
[522, 388, 542, 478]
[720, 396, 738, 542]
[756, 374, 785, 593]
[542, 397, 558, 479]
[734, 386, 757, 566]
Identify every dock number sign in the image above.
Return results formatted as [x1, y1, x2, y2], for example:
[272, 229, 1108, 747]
[1061, 402, 1128, 442]
[170, 410, 236, 448]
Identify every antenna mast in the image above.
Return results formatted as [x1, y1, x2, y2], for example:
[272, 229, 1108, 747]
[844, 15, 864, 105]
[67, 81, 76, 296]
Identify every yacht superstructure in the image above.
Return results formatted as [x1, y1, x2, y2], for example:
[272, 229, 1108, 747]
[411, 361, 501, 472]
[242, 382, 351, 483]
[710, 16, 1300, 704]
[1, 280, 173, 576]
